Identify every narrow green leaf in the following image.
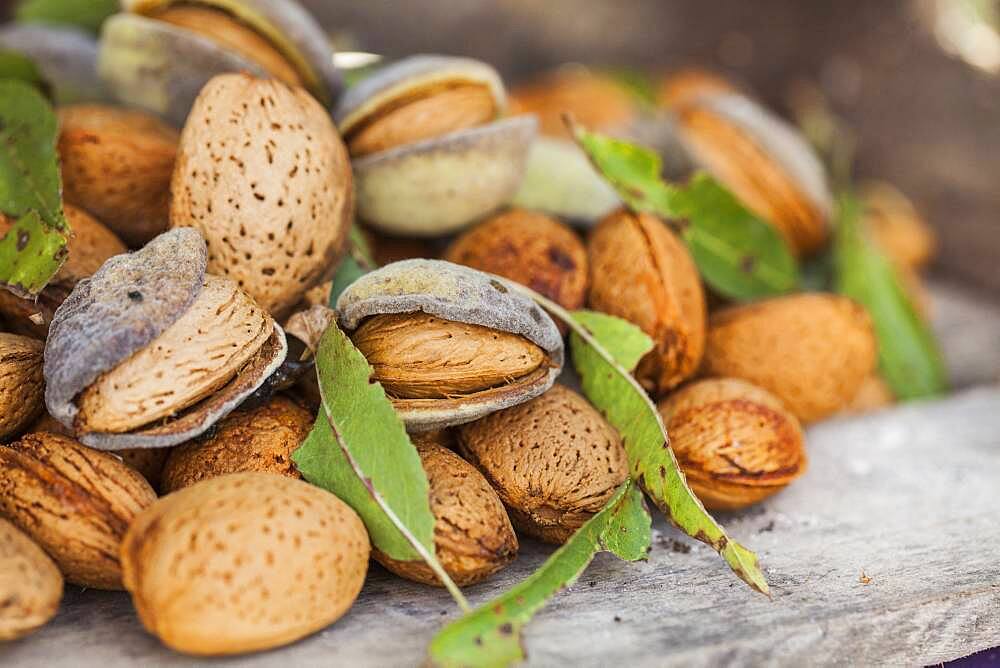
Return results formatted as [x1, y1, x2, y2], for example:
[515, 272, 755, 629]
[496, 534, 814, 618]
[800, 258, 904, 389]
[328, 225, 377, 305]
[602, 68, 657, 108]
[569, 121, 799, 301]
[0, 79, 68, 297]
[0, 50, 46, 91]
[833, 194, 948, 399]
[292, 323, 469, 610]
[15, 0, 118, 34]
[570, 310, 652, 372]
[428, 482, 650, 668]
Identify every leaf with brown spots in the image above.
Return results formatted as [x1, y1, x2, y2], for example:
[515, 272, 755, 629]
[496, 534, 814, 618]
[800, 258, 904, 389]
[0, 80, 69, 298]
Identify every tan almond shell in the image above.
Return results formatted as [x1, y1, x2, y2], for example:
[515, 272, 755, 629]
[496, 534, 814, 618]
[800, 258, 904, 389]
[58, 104, 178, 247]
[674, 93, 833, 255]
[171, 73, 353, 317]
[353, 116, 537, 237]
[0, 333, 45, 443]
[587, 209, 706, 395]
[375, 441, 518, 587]
[508, 67, 636, 139]
[0, 518, 63, 641]
[160, 396, 312, 493]
[0, 432, 157, 589]
[76, 275, 275, 434]
[337, 259, 564, 431]
[457, 385, 630, 544]
[702, 293, 878, 423]
[861, 181, 937, 271]
[657, 68, 738, 109]
[335, 55, 505, 135]
[0, 205, 127, 338]
[657, 378, 807, 510]
[120, 472, 369, 656]
[444, 208, 589, 315]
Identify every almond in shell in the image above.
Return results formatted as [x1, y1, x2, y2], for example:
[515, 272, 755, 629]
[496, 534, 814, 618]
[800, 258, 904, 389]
[0, 333, 44, 443]
[120, 472, 369, 656]
[0, 518, 63, 641]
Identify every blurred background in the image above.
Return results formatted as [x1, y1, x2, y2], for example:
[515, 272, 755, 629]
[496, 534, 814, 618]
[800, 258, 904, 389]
[305, 0, 1000, 297]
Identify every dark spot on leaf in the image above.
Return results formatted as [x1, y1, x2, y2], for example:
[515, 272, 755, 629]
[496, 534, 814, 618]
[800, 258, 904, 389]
[16, 230, 29, 251]
[127, 290, 143, 302]
[493, 604, 504, 615]
[489, 279, 508, 293]
[499, 623, 514, 636]
[740, 255, 756, 273]
[674, 218, 691, 232]
[548, 247, 576, 270]
[474, 636, 483, 646]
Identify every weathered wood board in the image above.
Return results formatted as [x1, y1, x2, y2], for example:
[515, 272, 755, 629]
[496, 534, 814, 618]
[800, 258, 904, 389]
[2, 283, 999, 667]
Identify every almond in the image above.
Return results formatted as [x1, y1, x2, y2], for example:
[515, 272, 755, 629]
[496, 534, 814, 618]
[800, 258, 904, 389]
[0, 333, 44, 443]
[58, 104, 178, 247]
[0, 432, 157, 589]
[120, 472, 369, 656]
[657, 378, 807, 510]
[161, 396, 313, 493]
[444, 208, 589, 322]
[861, 181, 936, 271]
[375, 440, 517, 587]
[170, 73, 353, 317]
[588, 209, 706, 395]
[0, 518, 63, 641]
[702, 293, 878, 423]
[457, 385, 629, 544]
[509, 68, 635, 139]
[841, 374, 895, 416]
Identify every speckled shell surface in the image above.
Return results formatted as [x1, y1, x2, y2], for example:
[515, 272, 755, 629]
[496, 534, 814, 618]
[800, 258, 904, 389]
[353, 116, 536, 236]
[124, 0, 341, 106]
[0, 24, 111, 104]
[337, 260, 564, 430]
[334, 55, 505, 132]
[99, 14, 268, 127]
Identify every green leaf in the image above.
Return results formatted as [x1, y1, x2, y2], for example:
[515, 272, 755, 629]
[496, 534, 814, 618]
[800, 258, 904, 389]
[602, 68, 657, 108]
[833, 193, 948, 399]
[570, 310, 652, 372]
[0, 50, 47, 92]
[428, 481, 650, 668]
[0, 79, 68, 297]
[569, 121, 799, 301]
[292, 323, 469, 610]
[15, 0, 119, 34]
[328, 224, 377, 306]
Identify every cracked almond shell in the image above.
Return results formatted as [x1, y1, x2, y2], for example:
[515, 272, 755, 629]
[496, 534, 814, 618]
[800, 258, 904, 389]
[120, 472, 369, 656]
[673, 92, 833, 255]
[171, 73, 353, 316]
[375, 440, 518, 587]
[657, 378, 807, 510]
[588, 209, 706, 395]
[0, 518, 63, 641]
[337, 260, 564, 431]
[0, 333, 44, 443]
[702, 293, 878, 423]
[44, 228, 287, 450]
[58, 104, 179, 247]
[457, 385, 630, 544]
[160, 396, 312, 493]
[0, 432, 157, 589]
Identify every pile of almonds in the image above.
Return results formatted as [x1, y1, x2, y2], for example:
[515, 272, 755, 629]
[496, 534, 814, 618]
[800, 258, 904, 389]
[0, 0, 939, 658]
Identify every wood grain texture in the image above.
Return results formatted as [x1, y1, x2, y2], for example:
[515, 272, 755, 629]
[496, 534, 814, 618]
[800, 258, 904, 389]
[2, 283, 999, 665]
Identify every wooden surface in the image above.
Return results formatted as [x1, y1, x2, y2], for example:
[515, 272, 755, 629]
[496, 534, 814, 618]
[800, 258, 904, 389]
[2, 282, 999, 667]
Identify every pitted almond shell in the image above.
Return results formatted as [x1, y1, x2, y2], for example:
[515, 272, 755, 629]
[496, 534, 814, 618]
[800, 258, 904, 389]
[58, 104, 178, 247]
[444, 208, 589, 315]
[508, 66, 635, 139]
[457, 385, 629, 544]
[657, 378, 807, 510]
[588, 209, 706, 395]
[160, 396, 312, 493]
[171, 73, 353, 316]
[0, 432, 157, 589]
[120, 472, 369, 656]
[353, 116, 537, 237]
[0, 333, 44, 443]
[0, 205, 126, 337]
[76, 274, 275, 434]
[126, 0, 340, 105]
[337, 259, 564, 431]
[674, 92, 833, 255]
[375, 441, 518, 587]
[861, 181, 936, 271]
[352, 313, 547, 399]
[335, 55, 505, 137]
[702, 293, 878, 423]
[0, 518, 63, 641]
[0, 24, 112, 104]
